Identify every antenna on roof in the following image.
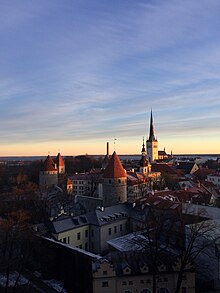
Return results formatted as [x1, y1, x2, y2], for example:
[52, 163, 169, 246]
[114, 136, 117, 151]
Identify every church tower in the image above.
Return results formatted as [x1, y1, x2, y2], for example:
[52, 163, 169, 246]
[146, 110, 158, 162]
[139, 138, 151, 175]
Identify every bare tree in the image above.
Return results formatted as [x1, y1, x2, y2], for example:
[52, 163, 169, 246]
[0, 210, 34, 292]
[130, 203, 217, 293]
[130, 206, 176, 293]
[174, 213, 217, 293]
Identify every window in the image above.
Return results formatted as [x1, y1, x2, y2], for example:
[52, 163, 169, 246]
[67, 236, 70, 244]
[108, 228, 112, 235]
[77, 232, 81, 240]
[182, 288, 187, 293]
[102, 281, 108, 287]
[85, 242, 88, 250]
[128, 281, 133, 285]
[63, 237, 67, 243]
[114, 226, 117, 233]
[141, 290, 151, 293]
[79, 244, 82, 249]
[85, 230, 88, 237]
[140, 280, 144, 284]
[91, 229, 94, 237]
[122, 281, 127, 285]
[126, 222, 129, 230]
[118, 179, 121, 183]
[103, 271, 107, 276]
[109, 179, 111, 184]
[120, 224, 123, 231]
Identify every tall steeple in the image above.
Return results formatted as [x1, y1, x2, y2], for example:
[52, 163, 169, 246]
[147, 110, 158, 162]
[149, 109, 156, 141]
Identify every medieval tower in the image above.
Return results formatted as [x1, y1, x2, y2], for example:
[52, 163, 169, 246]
[102, 151, 127, 207]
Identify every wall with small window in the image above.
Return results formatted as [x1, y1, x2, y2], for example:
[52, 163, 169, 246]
[100, 218, 129, 253]
[55, 224, 90, 251]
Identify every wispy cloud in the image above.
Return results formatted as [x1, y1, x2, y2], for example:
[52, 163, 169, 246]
[0, 0, 220, 153]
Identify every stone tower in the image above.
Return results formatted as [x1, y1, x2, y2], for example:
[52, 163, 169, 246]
[102, 151, 127, 207]
[139, 138, 151, 175]
[39, 155, 58, 188]
[147, 110, 158, 162]
[56, 152, 65, 174]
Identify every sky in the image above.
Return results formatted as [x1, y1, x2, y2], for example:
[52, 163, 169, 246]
[1, 0, 220, 156]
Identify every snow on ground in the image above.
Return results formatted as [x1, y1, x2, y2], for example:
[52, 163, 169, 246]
[43, 279, 67, 292]
[0, 272, 29, 287]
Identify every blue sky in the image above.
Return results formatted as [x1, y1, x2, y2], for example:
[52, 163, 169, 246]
[1, 0, 220, 155]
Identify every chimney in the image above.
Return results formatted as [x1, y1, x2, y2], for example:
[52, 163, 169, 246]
[107, 142, 109, 156]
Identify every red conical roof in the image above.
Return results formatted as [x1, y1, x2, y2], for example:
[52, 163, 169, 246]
[42, 155, 57, 171]
[56, 152, 65, 166]
[103, 151, 126, 178]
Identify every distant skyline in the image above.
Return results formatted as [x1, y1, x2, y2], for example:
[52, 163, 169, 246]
[1, 0, 220, 156]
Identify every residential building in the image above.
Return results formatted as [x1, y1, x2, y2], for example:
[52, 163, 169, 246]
[207, 172, 220, 188]
[93, 252, 195, 293]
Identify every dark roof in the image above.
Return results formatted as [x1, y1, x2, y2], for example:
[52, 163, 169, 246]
[176, 162, 196, 172]
[103, 151, 126, 178]
[151, 163, 182, 176]
[86, 204, 130, 226]
[45, 215, 88, 234]
[158, 150, 167, 156]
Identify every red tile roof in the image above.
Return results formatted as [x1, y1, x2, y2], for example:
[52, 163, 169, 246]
[103, 151, 126, 178]
[56, 152, 65, 167]
[42, 155, 57, 171]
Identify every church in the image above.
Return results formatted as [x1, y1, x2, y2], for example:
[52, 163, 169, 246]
[146, 110, 171, 162]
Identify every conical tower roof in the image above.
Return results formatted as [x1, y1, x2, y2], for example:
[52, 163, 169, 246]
[103, 151, 126, 178]
[148, 109, 156, 141]
[42, 155, 57, 171]
[56, 152, 65, 167]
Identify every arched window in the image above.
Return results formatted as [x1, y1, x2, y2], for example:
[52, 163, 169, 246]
[140, 289, 151, 293]
[157, 289, 169, 293]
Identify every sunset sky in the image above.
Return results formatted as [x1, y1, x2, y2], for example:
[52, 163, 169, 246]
[1, 0, 220, 156]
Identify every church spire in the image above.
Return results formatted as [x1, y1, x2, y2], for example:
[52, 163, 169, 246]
[149, 109, 156, 141]
[141, 137, 146, 154]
